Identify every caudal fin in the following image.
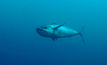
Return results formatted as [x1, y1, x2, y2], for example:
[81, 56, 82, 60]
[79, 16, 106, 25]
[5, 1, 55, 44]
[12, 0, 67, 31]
[78, 27, 85, 44]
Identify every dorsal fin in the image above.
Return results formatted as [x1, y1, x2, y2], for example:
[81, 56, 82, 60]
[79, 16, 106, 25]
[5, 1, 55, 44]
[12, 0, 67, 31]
[52, 23, 56, 24]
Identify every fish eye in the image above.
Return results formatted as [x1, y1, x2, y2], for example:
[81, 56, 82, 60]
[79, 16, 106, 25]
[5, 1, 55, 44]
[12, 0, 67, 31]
[41, 26, 48, 29]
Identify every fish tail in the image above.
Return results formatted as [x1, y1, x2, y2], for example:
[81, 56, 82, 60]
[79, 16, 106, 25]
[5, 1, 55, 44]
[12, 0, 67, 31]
[78, 27, 85, 44]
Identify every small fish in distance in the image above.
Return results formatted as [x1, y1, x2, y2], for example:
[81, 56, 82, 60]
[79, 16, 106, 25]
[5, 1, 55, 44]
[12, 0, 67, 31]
[36, 23, 85, 43]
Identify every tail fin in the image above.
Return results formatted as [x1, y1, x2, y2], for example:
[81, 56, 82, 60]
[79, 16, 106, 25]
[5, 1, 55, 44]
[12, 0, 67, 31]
[78, 27, 85, 44]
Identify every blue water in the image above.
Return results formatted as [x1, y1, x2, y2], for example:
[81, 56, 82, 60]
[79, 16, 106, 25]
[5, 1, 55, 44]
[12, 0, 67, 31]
[0, 0, 107, 65]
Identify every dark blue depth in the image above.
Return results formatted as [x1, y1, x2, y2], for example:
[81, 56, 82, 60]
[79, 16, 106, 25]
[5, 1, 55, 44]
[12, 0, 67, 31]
[0, 0, 107, 65]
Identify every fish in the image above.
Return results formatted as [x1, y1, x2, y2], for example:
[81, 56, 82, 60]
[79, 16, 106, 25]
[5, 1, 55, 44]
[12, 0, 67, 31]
[36, 23, 85, 43]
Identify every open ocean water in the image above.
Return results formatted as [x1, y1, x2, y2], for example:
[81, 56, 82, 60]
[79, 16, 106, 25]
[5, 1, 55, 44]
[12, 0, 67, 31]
[0, 0, 107, 65]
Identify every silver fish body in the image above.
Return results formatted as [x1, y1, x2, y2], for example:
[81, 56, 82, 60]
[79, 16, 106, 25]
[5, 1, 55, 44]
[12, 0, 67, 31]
[36, 24, 85, 43]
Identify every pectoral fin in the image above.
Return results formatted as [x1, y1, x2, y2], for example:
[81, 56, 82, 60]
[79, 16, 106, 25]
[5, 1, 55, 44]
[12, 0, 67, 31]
[54, 23, 65, 30]
[53, 23, 65, 34]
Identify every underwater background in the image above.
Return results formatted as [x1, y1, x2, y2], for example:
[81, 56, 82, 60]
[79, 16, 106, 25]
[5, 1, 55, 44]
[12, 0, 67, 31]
[0, 0, 107, 65]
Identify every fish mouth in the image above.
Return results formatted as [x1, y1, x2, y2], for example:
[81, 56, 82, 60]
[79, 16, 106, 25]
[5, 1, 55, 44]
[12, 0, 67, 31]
[36, 28, 42, 31]
[36, 28, 44, 33]
[36, 28, 46, 36]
